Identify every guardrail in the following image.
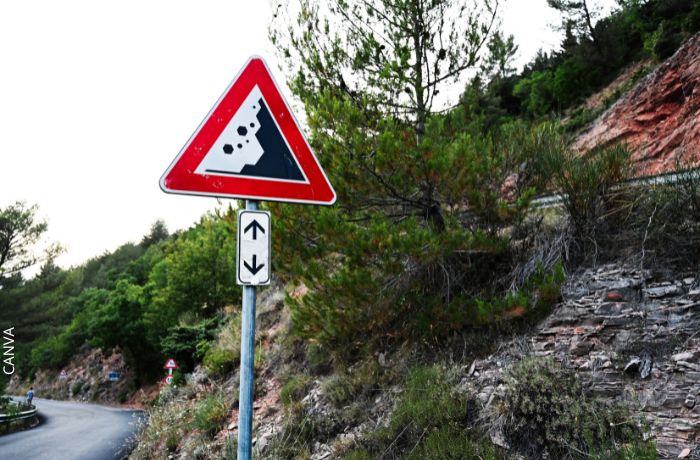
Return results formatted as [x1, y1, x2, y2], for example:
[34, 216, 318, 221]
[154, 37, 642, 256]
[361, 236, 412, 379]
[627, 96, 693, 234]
[0, 405, 38, 424]
[531, 168, 700, 209]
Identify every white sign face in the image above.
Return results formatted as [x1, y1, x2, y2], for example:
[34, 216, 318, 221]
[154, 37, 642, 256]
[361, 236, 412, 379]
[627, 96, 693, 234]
[237, 210, 271, 286]
[195, 86, 266, 176]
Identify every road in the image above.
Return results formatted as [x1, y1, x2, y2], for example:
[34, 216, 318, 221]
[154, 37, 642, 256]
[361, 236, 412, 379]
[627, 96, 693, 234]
[0, 398, 143, 460]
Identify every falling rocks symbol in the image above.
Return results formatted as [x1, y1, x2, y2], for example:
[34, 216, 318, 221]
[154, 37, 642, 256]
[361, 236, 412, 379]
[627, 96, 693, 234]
[241, 97, 305, 181]
[199, 90, 305, 182]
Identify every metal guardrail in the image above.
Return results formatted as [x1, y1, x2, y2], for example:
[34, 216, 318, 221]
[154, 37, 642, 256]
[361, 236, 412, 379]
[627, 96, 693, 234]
[0, 405, 38, 424]
[531, 168, 700, 209]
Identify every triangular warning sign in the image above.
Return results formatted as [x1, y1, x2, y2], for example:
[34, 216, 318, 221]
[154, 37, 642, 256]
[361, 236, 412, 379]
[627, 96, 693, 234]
[163, 359, 178, 369]
[160, 56, 336, 205]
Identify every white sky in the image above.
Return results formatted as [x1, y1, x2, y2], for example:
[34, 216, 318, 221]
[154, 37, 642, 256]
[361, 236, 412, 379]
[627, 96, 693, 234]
[0, 0, 616, 271]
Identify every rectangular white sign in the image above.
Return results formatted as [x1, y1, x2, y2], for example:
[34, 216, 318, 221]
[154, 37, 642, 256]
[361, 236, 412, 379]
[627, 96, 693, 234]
[237, 210, 271, 286]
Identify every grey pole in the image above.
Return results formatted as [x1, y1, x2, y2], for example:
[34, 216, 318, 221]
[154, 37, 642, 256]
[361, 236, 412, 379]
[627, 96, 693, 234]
[238, 199, 258, 460]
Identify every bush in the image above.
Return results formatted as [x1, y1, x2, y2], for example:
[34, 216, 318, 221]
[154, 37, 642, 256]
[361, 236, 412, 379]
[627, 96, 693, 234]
[160, 317, 218, 373]
[193, 393, 229, 438]
[408, 426, 497, 460]
[278, 122, 556, 353]
[391, 365, 466, 431]
[360, 365, 494, 458]
[280, 374, 311, 406]
[71, 381, 83, 395]
[203, 348, 237, 378]
[265, 402, 338, 459]
[502, 357, 645, 458]
[320, 374, 355, 408]
[538, 143, 631, 248]
[320, 358, 384, 408]
[651, 21, 682, 60]
[203, 314, 241, 378]
[628, 166, 700, 266]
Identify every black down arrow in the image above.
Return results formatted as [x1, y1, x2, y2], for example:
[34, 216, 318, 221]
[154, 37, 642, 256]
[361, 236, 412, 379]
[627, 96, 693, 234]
[244, 219, 266, 240]
[244, 255, 265, 275]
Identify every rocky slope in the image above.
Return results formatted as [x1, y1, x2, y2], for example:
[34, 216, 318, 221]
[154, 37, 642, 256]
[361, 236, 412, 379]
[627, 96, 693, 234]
[7, 347, 148, 407]
[573, 33, 700, 176]
[466, 264, 700, 458]
[132, 263, 700, 459]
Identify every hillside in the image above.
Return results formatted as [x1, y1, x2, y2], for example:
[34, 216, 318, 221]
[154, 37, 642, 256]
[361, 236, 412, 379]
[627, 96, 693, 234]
[573, 33, 700, 175]
[4, 1, 700, 459]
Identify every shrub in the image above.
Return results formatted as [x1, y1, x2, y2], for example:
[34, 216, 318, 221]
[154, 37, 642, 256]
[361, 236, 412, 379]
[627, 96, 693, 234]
[629, 166, 700, 266]
[391, 365, 466, 430]
[203, 314, 241, 378]
[160, 317, 218, 373]
[320, 358, 384, 408]
[361, 364, 490, 458]
[341, 449, 373, 460]
[71, 381, 83, 395]
[193, 393, 229, 438]
[320, 374, 355, 408]
[279, 121, 559, 353]
[651, 21, 682, 60]
[408, 426, 497, 460]
[265, 402, 338, 459]
[538, 143, 631, 250]
[502, 357, 645, 458]
[203, 348, 237, 378]
[280, 374, 311, 406]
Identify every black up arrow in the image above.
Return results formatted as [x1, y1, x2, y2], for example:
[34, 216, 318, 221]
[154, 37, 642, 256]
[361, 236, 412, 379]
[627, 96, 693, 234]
[244, 220, 265, 240]
[244, 255, 265, 275]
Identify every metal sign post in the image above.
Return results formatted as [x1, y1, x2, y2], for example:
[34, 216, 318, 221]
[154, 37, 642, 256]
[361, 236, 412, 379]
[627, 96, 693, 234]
[238, 199, 259, 460]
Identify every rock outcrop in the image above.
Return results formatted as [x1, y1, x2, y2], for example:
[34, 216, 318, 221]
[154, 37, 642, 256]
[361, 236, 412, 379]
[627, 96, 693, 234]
[8, 347, 139, 406]
[464, 264, 700, 458]
[573, 34, 700, 176]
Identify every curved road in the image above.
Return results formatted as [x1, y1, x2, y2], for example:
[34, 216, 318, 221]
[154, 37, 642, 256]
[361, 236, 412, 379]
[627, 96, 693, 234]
[0, 398, 143, 460]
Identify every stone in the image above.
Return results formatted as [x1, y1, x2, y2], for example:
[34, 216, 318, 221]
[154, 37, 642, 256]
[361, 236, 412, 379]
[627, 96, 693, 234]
[673, 352, 695, 363]
[624, 358, 641, 376]
[467, 361, 476, 377]
[677, 361, 700, 372]
[678, 447, 691, 458]
[640, 352, 653, 379]
[684, 394, 695, 409]
[644, 286, 681, 299]
[570, 340, 593, 356]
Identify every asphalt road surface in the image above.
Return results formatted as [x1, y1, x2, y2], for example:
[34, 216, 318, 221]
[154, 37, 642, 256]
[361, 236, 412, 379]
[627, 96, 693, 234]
[0, 398, 143, 460]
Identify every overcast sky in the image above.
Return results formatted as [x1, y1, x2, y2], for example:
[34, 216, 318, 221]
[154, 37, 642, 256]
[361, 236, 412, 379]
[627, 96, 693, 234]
[0, 0, 616, 271]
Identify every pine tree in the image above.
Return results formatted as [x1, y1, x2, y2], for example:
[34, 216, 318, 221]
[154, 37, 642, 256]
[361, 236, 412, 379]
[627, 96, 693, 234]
[269, 0, 546, 350]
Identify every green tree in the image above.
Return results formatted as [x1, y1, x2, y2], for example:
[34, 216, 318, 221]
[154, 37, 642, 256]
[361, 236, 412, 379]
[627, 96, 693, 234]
[271, 1, 546, 349]
[0, 202, 48, 282]
[144, 213, 239, 344]
[140, 220, 169, 248]
[547, 0, 604, 45]
[484, 30, 519, 80]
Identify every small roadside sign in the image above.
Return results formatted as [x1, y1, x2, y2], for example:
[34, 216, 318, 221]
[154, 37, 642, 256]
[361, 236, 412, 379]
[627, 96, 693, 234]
[108, 371, 121, 382]
[237, 210, 271, 286]
[164, 375, 174, 385]
[163, 359, 178, 370]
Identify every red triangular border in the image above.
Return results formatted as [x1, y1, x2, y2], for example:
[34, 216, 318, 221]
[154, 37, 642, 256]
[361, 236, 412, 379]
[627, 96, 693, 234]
[160, 56, 336, 205]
